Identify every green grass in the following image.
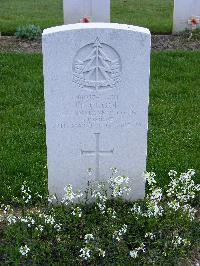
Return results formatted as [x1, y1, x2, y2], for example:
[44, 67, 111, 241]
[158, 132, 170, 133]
[0, 54, 47, 201]
[0, 51, 200, 202]
[111, 0, 173, 33]
[0, 0, 63, 35]
[148, 52, 200, 187]
[0, 0, 173, 34]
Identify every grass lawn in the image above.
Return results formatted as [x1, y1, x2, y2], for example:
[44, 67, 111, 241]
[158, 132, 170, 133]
[0, 51, 199, 202]
[0, 0, 174, 34]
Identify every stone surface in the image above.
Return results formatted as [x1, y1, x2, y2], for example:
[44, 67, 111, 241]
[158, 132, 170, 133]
[173, 0, 200, 32]
[63, 0, 110, 24]
[42, 23, 151, 201]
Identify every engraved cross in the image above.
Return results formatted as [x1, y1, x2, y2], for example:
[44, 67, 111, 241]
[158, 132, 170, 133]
[81, 133, 114, 179]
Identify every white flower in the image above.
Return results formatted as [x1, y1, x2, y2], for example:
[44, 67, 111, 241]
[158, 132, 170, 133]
[114, 176, 124, 185]
[97, 202, 106, 214]
[76, 189, 83, 199]
[130, 243, 146, 257]
[61, 185, 83, 205]
[92, 191, 107, 213]
[187, 169, 195, 177]
[7, 215, 17, 224]
[145, 232, 156, 240]
[183, 204, 197, 221]
[63, 185, 75, 201]
[110, 167, 118, 174]
[20, 217, 29, 223]
[144, 172, 156, 186]
[172, 236, 191, 248]
[98, 248, 105, 257]
[2, 204, 12, 214]
[168, 170, 177, 177]
[19, 245, 30, 256]
[113, 224, 127, 241]
[131, 204, 142, 216]
[71, 207, 82, 217]
[48, 194, 56, 203]
[130, 250, 138, 258]
[107, 208, 117, 219]
[167, 200, 180, 211]
[109, 175, 131, 198]
[35, 225, 44, 232]
[84, 234, 94, 242]
[35, 192, 42, 199]
[195, 184, 200, 191]
[54, 224, 62, 232]
[21, 182, 32, 204]
[182, 239, 191, 246]
[145, 201, 163, 217]
[167, 169, 199, 204]
[40, 214, 55, 225]
[148, 188, 162, 201]
[80, 247, 91, 260]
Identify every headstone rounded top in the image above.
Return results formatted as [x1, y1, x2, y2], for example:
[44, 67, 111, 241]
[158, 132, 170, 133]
[42, 23, 150, 36]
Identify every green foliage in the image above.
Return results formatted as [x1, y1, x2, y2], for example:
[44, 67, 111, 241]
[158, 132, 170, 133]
[0, 170, 199, 264]
[0, 0, 173, 34]
[15, 25, 42, 40]
[184, 29, 200, 41]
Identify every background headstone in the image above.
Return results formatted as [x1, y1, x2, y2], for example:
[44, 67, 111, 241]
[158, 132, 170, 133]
[63, 0, 110, 24]
[173, 0, 200, 32]
[42, 23, 151, 201]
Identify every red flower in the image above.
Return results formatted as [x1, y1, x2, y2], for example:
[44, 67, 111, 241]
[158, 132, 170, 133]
[191, 18, 198, 26]
[80, 16, 90, 23]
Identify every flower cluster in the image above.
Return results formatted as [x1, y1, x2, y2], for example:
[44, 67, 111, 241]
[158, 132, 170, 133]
[80, 246, 91, 260]
[92, 189, 107, 214]
[167, 169, 199, 203]
[19, 245, 30, 256]
[21, 182, 32, 204]
[20, 216, 35, 227]
[48, 194, 56, 204]
[145, 232, 156, 240]
[130, 243, 145, 258]
[130, 172, 164, 218]
[107, 207, 117, 219]
[1, 168, 199, 264]
[61, 185, 83, 205]
[113, 224, 127, 241]
[109, 175, 130, 198]
[172, 235, 191, 248]
[79, 234, 105, 261]
[71, 206, 82, 218]
[131, 170, 199, 221]
[166, 169, 199, 220]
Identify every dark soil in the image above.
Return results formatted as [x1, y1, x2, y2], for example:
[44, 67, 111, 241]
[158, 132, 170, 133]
[0, 36, 41, 53]
[152, 34, 200, 51]
[0, 33, 200, 53]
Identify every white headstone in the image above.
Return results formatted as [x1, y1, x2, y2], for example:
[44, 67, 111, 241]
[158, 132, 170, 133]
[173, 0, 200, 32]
[42, 23, 151, 201]
[63, 0, 110, 24]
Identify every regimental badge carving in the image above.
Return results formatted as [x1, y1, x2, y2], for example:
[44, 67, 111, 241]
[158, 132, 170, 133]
[73, 38, 122, 91]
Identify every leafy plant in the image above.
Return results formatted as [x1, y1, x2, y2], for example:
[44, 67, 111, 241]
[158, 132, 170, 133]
[0, 169, 199, 265]
[15, 25, 41, 40]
